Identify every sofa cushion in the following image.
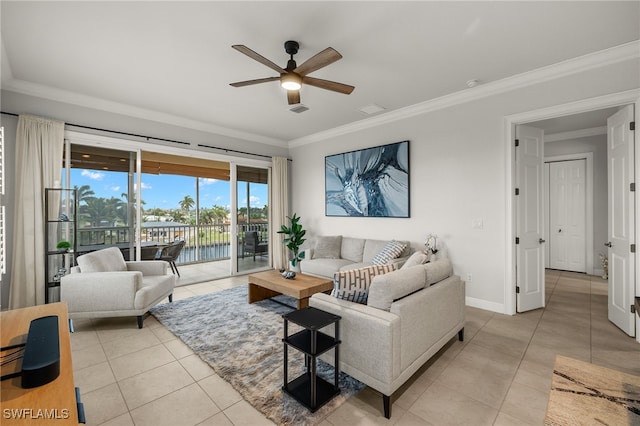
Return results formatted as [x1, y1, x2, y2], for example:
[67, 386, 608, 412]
[368, 266, 427, 311]
[331, 263, 398, 304]
[302, 258, 354, 278]
[371, 241, 407, 265]
[425, 258, 454, 286]
[341, 237, 365, 263]
[400, 251, 429, 269]
[312, 235, 342, 259]
[77, 247, 127, 273]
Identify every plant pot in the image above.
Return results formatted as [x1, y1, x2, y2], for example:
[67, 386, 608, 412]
[289, 261, 301, 273]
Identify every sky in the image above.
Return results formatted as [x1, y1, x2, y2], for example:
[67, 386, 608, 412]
[68, 168, 268, 211]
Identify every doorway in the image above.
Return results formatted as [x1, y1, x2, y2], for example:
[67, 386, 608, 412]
[506, 92, 638, 342]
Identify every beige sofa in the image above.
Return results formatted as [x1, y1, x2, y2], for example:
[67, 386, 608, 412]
[309, 258, 465, 418]
[61, 247, 175, 328]
[301, 235, 412, 278]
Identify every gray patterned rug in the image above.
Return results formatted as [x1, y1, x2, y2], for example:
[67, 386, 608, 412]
[150, 285, 364, 425]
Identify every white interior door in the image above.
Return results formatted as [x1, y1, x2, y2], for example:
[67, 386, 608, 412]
[607, 105, 636, 336]
[549, 160, 586, 272]
[516, 125, 545, 312]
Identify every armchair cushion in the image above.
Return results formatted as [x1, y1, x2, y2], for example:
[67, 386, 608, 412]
[312, 235, 342, 259]
[76, 247, 127, 273]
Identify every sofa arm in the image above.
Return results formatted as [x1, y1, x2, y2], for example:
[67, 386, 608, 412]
[390, 275, 465, 372]
[61, 271, 142, 313]
[309, 292, 401, 392]
[126, 260, 169, 276]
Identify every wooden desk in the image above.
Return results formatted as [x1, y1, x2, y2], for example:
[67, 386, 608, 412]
[0, 303, 79, 425]
[545, 355, 640, 425]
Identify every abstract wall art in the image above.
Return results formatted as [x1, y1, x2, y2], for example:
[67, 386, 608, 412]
[325, 140, 409, 217]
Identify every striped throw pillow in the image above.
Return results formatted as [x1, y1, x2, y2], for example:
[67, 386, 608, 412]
[371, 241, 407, 265]
[331, 264, 398, 304]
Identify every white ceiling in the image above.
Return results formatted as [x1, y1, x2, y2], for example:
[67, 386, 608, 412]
[1, 1, 639, 144]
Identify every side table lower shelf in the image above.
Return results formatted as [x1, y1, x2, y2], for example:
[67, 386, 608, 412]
[283, 372, 340, 412]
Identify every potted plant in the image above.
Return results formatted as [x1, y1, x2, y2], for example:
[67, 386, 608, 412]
[56, 240, 71, 253]
[424, 234, 438, 261]
[277, 213, 306, 272]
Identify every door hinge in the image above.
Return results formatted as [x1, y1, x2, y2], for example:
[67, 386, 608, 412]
[631, 183, 636, 192]
[632, 304, 636, 314]
[515, 188, 520, 196]
[631, 244, 636, 253]
[631, 121, 635, 131]
[515, 237, 520, 244]
[516, 286, 520, 294]
[515, 139, 519, 147]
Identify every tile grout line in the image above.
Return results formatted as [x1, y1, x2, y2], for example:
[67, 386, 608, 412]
[491, 270, 560, 425]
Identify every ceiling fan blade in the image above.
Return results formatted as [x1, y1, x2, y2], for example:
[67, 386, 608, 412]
[302, 76, 355, 94]
[287, 90, 301, 105]
[230, 77, 279, 87]
[232, 45, 287, 74]
[293, 47, 342, 76]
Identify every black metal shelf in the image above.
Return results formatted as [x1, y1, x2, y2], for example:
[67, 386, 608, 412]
[284, 329, 339, 357]
[282, 372, 340, 413]
[282, 307, 341, 413]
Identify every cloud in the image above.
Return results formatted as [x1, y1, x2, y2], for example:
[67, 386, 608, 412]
[134, 182, 152, 190]
[111, 186, 120, 191]
[81, 169, 104, 180]
[199, 178, 218, 186]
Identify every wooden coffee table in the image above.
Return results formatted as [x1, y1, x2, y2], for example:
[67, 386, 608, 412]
[248, 270, 333, 309]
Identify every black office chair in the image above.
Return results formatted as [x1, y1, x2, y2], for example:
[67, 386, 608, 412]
[158, 240, 186, 277]
[243, 231, 268, 260]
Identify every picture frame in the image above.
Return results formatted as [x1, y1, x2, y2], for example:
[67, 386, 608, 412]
[325, 140, 410, 217]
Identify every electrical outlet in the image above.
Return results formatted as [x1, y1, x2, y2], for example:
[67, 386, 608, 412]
[466, 273, 472, 282]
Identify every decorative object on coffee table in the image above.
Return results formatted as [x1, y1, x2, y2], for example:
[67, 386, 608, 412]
[424, 233, 438, 261]
[277, 213, 306, 272]
[283, 307, 341, 412]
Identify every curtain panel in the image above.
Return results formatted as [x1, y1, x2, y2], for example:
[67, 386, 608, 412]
[10, 115, 65, 308]
[270, 157, 289, 270]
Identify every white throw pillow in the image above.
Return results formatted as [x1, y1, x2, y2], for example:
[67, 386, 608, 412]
[371, 240, 406, 265]
[312, 235, 342, 259]
[331, 263, 398, 304]
[400, 251, 429, 269]
[77, 247, 127, 273]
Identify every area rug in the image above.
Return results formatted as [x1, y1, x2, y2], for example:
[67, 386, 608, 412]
[150, 286, 365, 425]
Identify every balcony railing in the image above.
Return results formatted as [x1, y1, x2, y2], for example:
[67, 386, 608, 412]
[77, 223, 269, 264]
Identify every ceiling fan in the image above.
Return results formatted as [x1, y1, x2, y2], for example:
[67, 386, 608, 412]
[229, 40, 355, 105]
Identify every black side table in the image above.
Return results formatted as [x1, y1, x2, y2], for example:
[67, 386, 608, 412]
[282, 307, 341, 412]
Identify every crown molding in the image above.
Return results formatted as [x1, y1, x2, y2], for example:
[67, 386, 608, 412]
[1, 78, 288, 148]
[288, 40, 640, 148]
[545, 126, 607, 143]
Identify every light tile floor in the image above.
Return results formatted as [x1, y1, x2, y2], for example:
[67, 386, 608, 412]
[72, 270, 640, 425]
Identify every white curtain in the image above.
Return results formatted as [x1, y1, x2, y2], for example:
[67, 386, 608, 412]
[270, 157, 289, 270]
[10, 115, 65, 308]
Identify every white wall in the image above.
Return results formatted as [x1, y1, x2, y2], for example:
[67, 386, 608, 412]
[289, 57, 640, 313]
[545, 135, 608, 275]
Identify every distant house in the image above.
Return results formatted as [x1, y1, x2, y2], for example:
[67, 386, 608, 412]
[142, 221, 188, 242]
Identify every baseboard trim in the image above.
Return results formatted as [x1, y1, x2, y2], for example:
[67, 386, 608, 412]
[465, 296, 505, 314]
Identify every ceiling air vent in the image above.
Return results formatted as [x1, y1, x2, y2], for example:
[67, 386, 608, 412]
[290, 104, 309, 114]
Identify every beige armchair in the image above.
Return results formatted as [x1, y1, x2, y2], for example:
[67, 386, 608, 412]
[60, 247, 175, 328]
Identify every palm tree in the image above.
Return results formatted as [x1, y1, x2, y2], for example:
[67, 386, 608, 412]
[211, 205, 229, 224]
[179, 195, 195, 216]
[74, 184, 95, 205]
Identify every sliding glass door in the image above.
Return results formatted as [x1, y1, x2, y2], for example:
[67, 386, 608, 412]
[236, 165, 270, 273]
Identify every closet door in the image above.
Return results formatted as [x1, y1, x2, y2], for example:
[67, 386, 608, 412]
[549, 160, 586, 272]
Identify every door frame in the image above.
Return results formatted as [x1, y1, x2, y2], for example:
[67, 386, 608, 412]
[504, 89, 640, 324]
[545, 154, 593, 275]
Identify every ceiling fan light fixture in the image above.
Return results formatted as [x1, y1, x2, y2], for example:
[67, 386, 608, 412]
[281, 73, 302, 91]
